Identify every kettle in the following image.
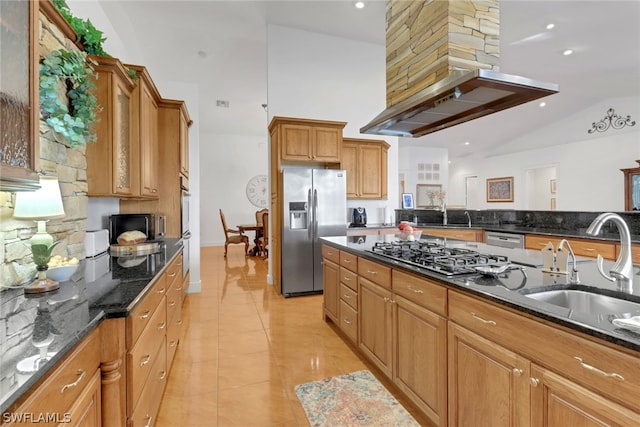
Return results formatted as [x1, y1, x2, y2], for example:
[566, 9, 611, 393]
[351, 207, 367, 227]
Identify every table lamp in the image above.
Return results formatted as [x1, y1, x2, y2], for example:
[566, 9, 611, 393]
[13, 175, 66, 294]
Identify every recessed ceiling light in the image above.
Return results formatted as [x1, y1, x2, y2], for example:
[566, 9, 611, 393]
[464, 141, 470, 146]
[354, 1, 365, 9]
[563, 49, 574, 56]
[539, 102, 546, 107]
[546, 23, 555, 30]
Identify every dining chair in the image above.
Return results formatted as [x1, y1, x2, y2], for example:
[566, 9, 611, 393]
[254, 208, 268, 240]
[257, 211, 269, 258]
[219, 209, 249, 257]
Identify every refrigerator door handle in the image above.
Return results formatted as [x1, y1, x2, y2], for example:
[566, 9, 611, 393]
[307, 188, 313, 241]
[313, 189, 319, 241]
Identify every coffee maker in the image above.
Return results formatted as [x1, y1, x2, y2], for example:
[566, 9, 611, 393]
[350, 207, 367, 227]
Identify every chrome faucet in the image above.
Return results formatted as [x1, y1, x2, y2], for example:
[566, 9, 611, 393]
[557, 239, 580, 284]
[586, 213, 634, 291]
[464, 210, 471, 228]
[442, 203, 447, 225]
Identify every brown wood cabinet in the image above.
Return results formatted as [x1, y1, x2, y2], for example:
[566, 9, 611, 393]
[0, 0, 40, 192]
[525, 234, 617, 260]
[358, 276, 394, 377]
[423, 227, 484, 242]
[179, 107, 189, 179]
[3, 328, 101, 427]
[268, 117, 347, 291]
[86, 56, 136, 197]
[126, 64, 161, 199]
[342, 137, 389, 199]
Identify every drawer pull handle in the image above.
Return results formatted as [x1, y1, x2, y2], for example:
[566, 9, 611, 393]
[529, 378, 540, 387]
[169, 300, 176, 307]
[177, 320, 183, 325]
[158, 321, 166, 330]
[139, 309, 151, 320]
[407, 286, 424, 294]
[140, 354, 151, 366]
[61, 369, 85, 393]
[512, 368, 523, 376]
[169, 272, 177, 278]
[159, 370, 167, 380]
[343, 276, 351, 281]
[471, 312, 496, 325]
[143, 415, 152, 427]
[367, 270, 377, 275]
[583, 248, 596, 252]
[344, 318, 352, 325]
[170, 340, 177, 347]
[157, 287, 166, 294]
[176, 286, 183, 291]
[343, 259, 351, 263]
[574, 357, 625, 381]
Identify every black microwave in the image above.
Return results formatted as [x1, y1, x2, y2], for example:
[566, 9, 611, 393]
[108, 214, 166, 244]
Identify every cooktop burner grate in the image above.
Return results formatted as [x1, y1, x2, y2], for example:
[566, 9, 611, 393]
[367, 240, 509, 276]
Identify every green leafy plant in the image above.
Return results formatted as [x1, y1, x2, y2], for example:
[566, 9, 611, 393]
[52, 0, 109, 57]
[39, 49, 98, 148]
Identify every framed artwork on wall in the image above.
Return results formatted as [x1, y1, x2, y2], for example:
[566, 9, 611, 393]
[550, 179, 556, 194]
[402, 193, 414, 209]
[416, 184, 442, 208]
[486, 176, 514, 202]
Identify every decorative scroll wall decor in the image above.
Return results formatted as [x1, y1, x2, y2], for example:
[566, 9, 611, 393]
[588, 108, 636, 133]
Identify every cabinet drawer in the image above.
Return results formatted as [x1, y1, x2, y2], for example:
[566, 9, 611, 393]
[322, 244, 340, 264]
[166, 275, 182, 324]
[449, 290, 640, 412]
[340, 251, 358, 272]
[358, 257, 391, 289]
[167, 309, 182, 369]
[130, 337, 167, 427]
[392, 270, 447, 316]
[128, 300, 167, 411]
[339, 266, 358, 291]
[525, 235, 616, 260]
[339, 300, 358, 342]
[6, 328, 100, 424]
[340, 283, 358, 310]
[166, 253, 182, 287]
[128, 274, 168, 346]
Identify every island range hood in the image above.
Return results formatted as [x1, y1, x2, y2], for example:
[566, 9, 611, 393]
[360, 69, 559, 137]
[361, 0, 559, 138]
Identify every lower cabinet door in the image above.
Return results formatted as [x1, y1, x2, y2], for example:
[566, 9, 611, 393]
[394, 295, 447, 427]
[322, 259, 339, 322]
[62, 369, 102, 427]
[358, 278, 392, 378]
[530, 365, 640, 426]
[448, 322, 530, 427]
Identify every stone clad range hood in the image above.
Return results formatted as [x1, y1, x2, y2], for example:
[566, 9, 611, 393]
[360, 0, 559, 138]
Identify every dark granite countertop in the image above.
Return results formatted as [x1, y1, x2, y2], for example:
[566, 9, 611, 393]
[0, 238, 183, 413]
[321, 234, 640, 353]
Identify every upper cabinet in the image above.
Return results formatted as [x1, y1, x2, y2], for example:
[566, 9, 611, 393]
[126, 64, 161, 199]
[270, 117, 346, 165]
[179, 107, 189, 179]
[0, 0, 40, 191]
[86, 55, 135, 197]
[342, 137, 389, 199]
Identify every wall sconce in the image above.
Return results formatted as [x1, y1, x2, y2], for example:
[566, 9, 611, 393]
[13, 175, 66, 294]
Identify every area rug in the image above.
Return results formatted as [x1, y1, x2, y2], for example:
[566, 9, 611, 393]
[294, 370, 420, 427]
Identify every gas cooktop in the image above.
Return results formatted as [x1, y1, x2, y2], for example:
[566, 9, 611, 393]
[367, 240, 510, 276]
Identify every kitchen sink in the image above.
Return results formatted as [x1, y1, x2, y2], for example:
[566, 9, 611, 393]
[523, 289, 640, 314]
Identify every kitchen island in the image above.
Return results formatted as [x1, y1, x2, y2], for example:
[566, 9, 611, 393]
[0, 238, 185, 425]
[321, 234, 640, 427]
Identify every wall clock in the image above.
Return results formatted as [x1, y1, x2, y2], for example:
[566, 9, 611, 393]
[246, 174, 268, 208]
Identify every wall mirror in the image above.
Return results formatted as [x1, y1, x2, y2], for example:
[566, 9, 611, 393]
[622, 160, 640, 210]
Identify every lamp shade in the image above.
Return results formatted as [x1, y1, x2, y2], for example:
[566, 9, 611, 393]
[13, 176, 65, 220]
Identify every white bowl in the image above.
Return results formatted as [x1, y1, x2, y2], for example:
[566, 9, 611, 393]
[46, 264, 79, 282]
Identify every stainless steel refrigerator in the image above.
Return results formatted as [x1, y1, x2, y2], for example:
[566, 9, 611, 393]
[281, 168, 347, 297]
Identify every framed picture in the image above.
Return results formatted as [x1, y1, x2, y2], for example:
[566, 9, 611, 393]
[550, 179, 556, 194]
[402, 193, 414, 209]
[551, 197, 557, 210]
[416, 184, 442, 208]
[486, 176, 514, 202]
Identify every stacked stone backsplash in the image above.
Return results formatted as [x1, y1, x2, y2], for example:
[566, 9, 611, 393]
[0, 10, 87, 290]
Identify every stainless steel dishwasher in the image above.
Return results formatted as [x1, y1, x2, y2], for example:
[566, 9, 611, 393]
[485, 231, 525, 249]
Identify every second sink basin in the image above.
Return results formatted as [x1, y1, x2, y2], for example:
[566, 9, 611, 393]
[524, 289, 640, 314]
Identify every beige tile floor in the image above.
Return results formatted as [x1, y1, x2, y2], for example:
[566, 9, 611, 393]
[156, 246, 432, 427]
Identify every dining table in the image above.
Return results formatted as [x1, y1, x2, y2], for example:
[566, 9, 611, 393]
[237, 223, 264, 256]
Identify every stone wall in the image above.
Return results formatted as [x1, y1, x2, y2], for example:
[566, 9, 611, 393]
[386, 0, 500, 107]
[0, 10, 88, 290]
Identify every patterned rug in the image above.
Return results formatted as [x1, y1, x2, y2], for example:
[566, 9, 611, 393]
[294, 370, 420, 427]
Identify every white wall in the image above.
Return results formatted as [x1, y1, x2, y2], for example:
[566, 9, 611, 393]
[448, 97, 640, 211]
[398, 145, 449, 208]
[266, 25, 398, 226]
